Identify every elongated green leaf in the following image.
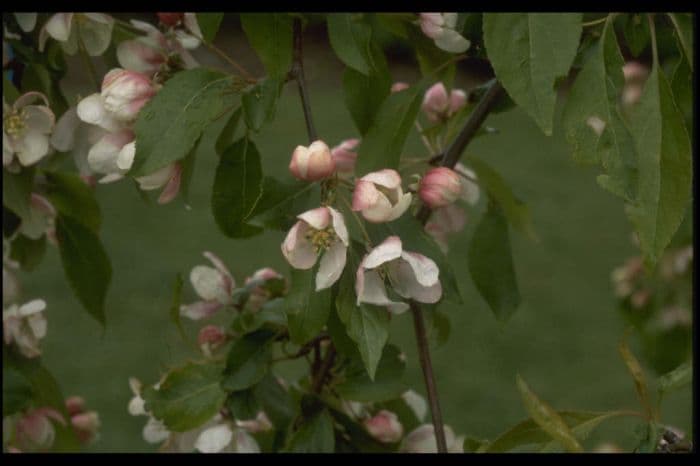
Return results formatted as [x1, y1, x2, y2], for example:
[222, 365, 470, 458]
[44, 171, 101, 233]
[55, 215, 111, 325]
[327, 13, 374, 75]
[468, 200, 520, 322]
[468, 156, 537, 241]
[215, 108, 242, 155]
[671, 56, 692, 123]
[242, 77, 282, 132]
[483, 13, 582, 135]
[196, 13, 223, 43]
[336, 344, 407, 402]
[342, 67, 390, 136]
[335, 253, 390, 380]
[286, 267, 332, 345]
[618, 332, 653, 419]
[668, 13, 693, 70]
[3, 366, 33, 416]
[253, 373, 296, 428]
[240, 13, 293, 80]
[626, 59, 692, 268]
[622, 13, 650, 57]
[540, 411, 630, 452]
[226, 389, 260, 421]
[286, 408, 335, 453]
[130, 68, 239, 176]
[221, 329, 275, 391]
[211, 137, 264, 238]
[356, 79, 429, 174]
[3, 168, 34, 220]
[3, 74, 20, 102]
[247, 177, 318, 231]
[562, 17, 638, 203]
[657, 360, 692, 396]
[143, 362, 227, 432]
[515, 375, 583, 452]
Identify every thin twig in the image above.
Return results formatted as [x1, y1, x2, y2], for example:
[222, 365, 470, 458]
[312, 345, 337, 394]
[292, 18, 318, 143]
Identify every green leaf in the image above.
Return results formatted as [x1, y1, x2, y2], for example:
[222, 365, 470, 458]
[215, 108, 242, 155]
[226, 389, 260, 420]
[562, 18, 638, 200]
[3, 167, 34, 220]
[178, 136, 199, 206]
[55, 215, 112, 325]
[143, 362, 227, 432]
[20, 63, 68, 115]
[657, 360, 692, 396]
[425, 308, 450, 347]
[468, 156, 537, 241]
[622, 14, 650, 57]
[230, 298, 288, 335]
[540, 411, 631, 452]
[467, 200, 520, 322]
[221, 329, 275, 391]
[626, 58, 692, 268]
[253, 373, 296, 428]
[9, 234, 46, 272]
[196, 13, 224, 43]
[247, 177, 318, 231]
[286, 408, 335, 453]
[3, 73, 19, 102]
[130, 68, 239, 176]
[285, 267, 332, 345]
[515, 374, 583, 452]
[342, 67, 390, 136]
[483, 13, 582, 135]
[668, 13, 693, 70]
[335, 260, 389, 380]
[356, 78, 429, 174]
[168, 273, 187, 342]
[211, 137, 264, 238]
[240, 13, 293, 80]
[327, 13, 375, 75]
[406, 26, 456, 86]
[618, 332, 653, 419]
[671, 55, 692, 123]
[44, 171, 101, 233]
[3, 366, 34, 416]
[241, 77, 282, 132]
[336, 344, 407, 402]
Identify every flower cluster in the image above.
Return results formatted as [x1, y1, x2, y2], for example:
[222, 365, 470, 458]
[418, 13, 470, 54]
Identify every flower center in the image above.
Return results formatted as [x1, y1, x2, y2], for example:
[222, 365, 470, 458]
[4, 111, 26, 137]
[305, 227, 337, 253]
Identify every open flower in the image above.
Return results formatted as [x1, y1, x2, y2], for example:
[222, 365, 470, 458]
[401, 424, 465, 453]
[83, 129, 135, 183]
[127, 377, 171, 444]
[289, 140, 336, 181]
[134, 161, 183, 204]
[39, 13, 114, 56]
[364, 410, 403, 443]
[3, 298, 47, 358]
[356, 236, 442, 314]
[3, 92, 55, 167]
[13, 407, 66, 451]
[281, 206, 349, 291]
[194, 417, 261, 453]
[198, 324, 227, 357]
[422, 82, 467, 123]
[50, 106, 106, 178]
[244, 267, 286, 311]
[418, 13, 470, 53]
[352, 169, 412, 223]
[180, 251, 235, 320]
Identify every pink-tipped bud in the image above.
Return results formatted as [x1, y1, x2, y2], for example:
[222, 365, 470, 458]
[71, 411, 100, 445]
[419, 167, 462, 208]
[331, 138, 359, 173]
[364, 410, 403, 443]
[157, 13, 184, 27]
[289, 140, 335, 181]
[101, 69, 157, 121]
[449, 89, 467, 115]
[391, 82, 410, 93]
[65, 396, 86, 417]
[198, 325, 227, 356]
[422, 83, 449, 122]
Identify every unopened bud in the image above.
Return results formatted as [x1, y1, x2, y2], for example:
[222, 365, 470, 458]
[331, 138, 359, 173]
[101, 69, 157, 121]
[391, 82, 410, 93]
[289, 140, 335, 181]
[157, 13, 184, 27]
[364, 410, 403, 443]
[65, 396, 86, 417]
[419, 167, 462, 208]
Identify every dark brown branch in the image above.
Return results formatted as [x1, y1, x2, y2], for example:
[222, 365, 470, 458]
[292, 18, 318, 143]
[312, 344, 336, 394]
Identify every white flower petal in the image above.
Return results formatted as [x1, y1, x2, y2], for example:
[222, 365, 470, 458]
[281, 221, 318, 270]
[143, 417, 170, 444]
[363, 236, 403, 269]
[14, 13, 37, 33]
[79, 14, 114, 56]
[356, 268, 409, 313]
[400, 251, 439, 287]
[77, 94, 122, 132]
[297, 207, 331, 230]
[386, 191, 412, 221]
[328, 207, 349, 245]
[434, 29, 470, 54]
[232, 428, 260, 453]
[316, 240, 347, 291]
[116, 141, 135, 170]
[195, 424, 233, 453]
[361, 169, 401, 190]
[190, 265, 228, 303]
[136, 164, 175, 191]
[16, 130, 49, 166]
[179, 300, 222, 320]
[50, 106, 80, 152]
[45, 13, 74, 42]
[401, 390, 428, 422]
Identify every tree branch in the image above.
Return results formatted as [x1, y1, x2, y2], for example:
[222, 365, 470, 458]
[292, 18, 318, 143]
[312, 344, 336, 394]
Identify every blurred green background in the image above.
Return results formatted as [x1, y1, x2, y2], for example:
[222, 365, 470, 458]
[17, 17, 692, 452]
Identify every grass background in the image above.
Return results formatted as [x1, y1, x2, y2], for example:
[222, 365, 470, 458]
[17, 18, 692, 452]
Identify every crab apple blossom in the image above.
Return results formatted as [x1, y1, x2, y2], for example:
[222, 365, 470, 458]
[244, 267, 286, 311]
[364, 410, 404, 443]
[3, 92, 55, 167]
[50, 106, 106, 178]
[331, 138, 359, 173]
[289, 140, 336, 181]
[352, 169, 413, 223]
[419, 167, 463, 208]
[356, 236, 442, 313]
[401, 390, 428, 422]
[282, 206, 349, 291]
[401, 424, 465, 453]
[127, 377, 171, 444]
[194, 417, 261, 453]
[198, 324, 227, 357]
[96, 69, 158, 123]
[3, 298, 47, 358]
[391, 82, 410, 93]
[12, 407, 66, 451]
[454, 162, 480, 205]
[418, 13, 470, 53]
[421, 82, 467, 123]
[69, 409, 100, 445]
[134, 161, 183, 205]
[83, 129, 134, 183]
[181, 251, 235, 320]
[39, 13, 114, 57]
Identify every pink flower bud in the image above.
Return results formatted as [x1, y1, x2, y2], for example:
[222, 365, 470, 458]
[419, 167, 462, 208]
[331, 138, 359, 173]
[449, 89, 467, 115]
[71, 411, 100, 444]
[101, 69, 157, 121]
[198, 325, 226, 347]
[352, 169, 412, 223]
[391, 82, 410, 93]
[289, 140, 335, 181]
[65, 396, 86, 417]
[15, 408, 65, 451]
[157, 13, 184, 26]
[422, 82, 449, 122]
[419, 13, 445, 40]
[364, 410, 403, 443]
